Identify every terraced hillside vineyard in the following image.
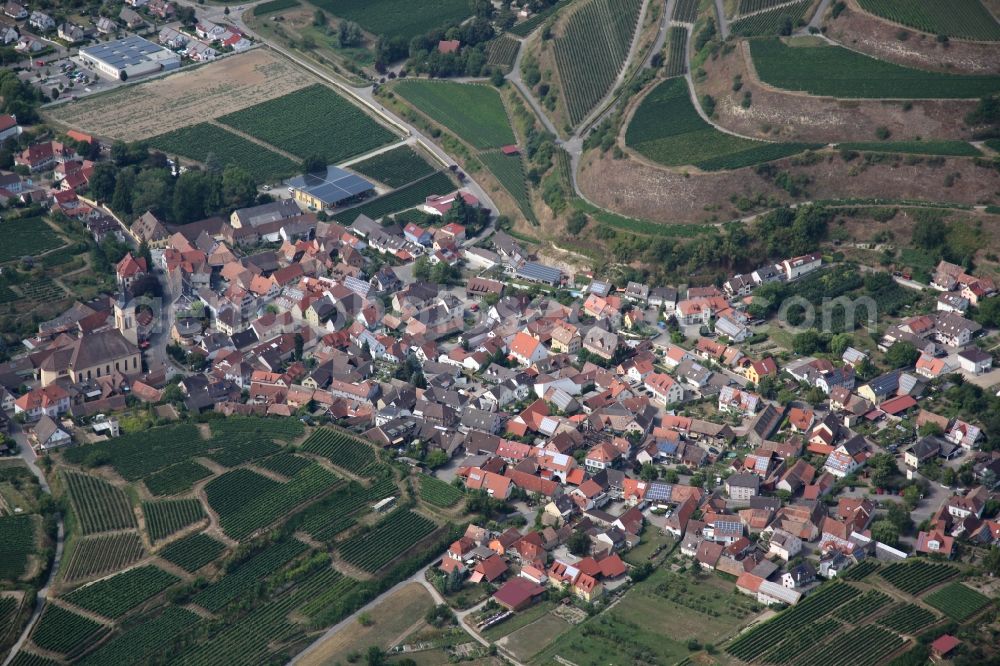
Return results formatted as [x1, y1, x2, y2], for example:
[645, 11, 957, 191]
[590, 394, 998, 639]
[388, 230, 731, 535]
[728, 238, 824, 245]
[157, 532, 227, 573]
[143, 460, 212, 496]
[331, 171, 456, 223]
[218, 84, 396, 162]
[626, 77, 819, 169]
[147, 123, 299, 182]
[63, 472, 136, 534]
[417, 474, 463, 507]
[77, 607, 200, 666]
[300, 427, 386, 476]
[394, 81, 516, 149]
[486, 35, 520, 70]
[309, 0, 469, 40]
[750, 38, 1000, 98]
[0, 217, 64, 264]
[30, 605, 109, 659]
[63, 566, 179, 619]
[553, 0, 645, 125]
[0, 515, 37, 579]
[672, 0, 699, 22]
[348, 145, 436, 188]
[857, 0, 1000, 41]
[738, 0, 795, 14]
[338, 509, 437, 572]
[730, 0, 812, 35]
[61, 533, 145, 582]
[664, 26, 689, 77]
[142, 499, 206, 542]
[924, 583, 992, 621]
[478, 150, 538, 225]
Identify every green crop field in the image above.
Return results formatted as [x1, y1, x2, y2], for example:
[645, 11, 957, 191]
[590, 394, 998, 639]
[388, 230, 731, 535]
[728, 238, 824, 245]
[673, 0, 698, 21]
[218, 84, 396, 163]
[310, 0, 469, 40]
[509, 0, 572, 36]
[157, 532, 227, 573]
[796, 625, 905, 666]
[209, 416, 304, 441]
[338, 509, 436, 572]
[394, 81, 515, 149]
[348, 145, 436, 188]
[834, 590, 891, 622]
[731, 0, 812, 35]
[879, 561, 958, 595]
[192, 539, 308, 612]
[331, 171, 455, 223]
[478, 150, 538, 225]
[626, 77, 818, 169]
[924, 583, 992, 621]
[738, 0, 794, 14]
[553, 0, 644, 125]
[296, 476, 396, 540]
[7, 651, 57, 666]
[486, 35, 520, 70]
[206, 465, 340, 540]
[63, 565, 179, 619]
[77, 607, 200, 666]
[31, 605, 109, 659]
[417, 475, 463, 507]
[0, 515, 37, 580]
[63, 472, 136, 534]
[0, 217, 64, 264]
[142, 499, 206, 542]
[750, 38, 1000, 98]
[63, 423, 208, 481]
[61, 532, 145, 583]
[205, 435, 281, 468]
[664, 26, 688, 77]
[252, 0, 299, 15]
[857, 0, 1000, 40]
[300, 428, 384, 476]
[143, 460, 212, 496]
[147, 123, 299, 182]
[840, 560, 880, 580]
[838, 140, 982, 156]
[18, 276, 65, 302]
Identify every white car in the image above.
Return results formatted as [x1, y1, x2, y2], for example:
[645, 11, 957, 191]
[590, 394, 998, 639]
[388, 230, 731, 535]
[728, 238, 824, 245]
[262, 184, 271, 191]
[287, 186, 294, 192]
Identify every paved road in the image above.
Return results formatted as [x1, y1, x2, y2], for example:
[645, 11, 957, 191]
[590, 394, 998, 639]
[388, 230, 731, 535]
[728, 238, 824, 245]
[10, 422, 49, 494]
[714, 0, 730, 37]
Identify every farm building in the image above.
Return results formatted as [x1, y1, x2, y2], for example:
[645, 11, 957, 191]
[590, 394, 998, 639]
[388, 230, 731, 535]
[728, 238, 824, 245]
[286, 165, 374, 210]
[80, 35, 181, 81]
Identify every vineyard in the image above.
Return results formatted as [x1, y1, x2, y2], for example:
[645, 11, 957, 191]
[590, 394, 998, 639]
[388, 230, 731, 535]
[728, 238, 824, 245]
[192, 539, 307, 612]
[77, 607, 200, 666]
[0, 217, 64, 264]
[486, 35, 520, 70]
[62, 423, 207, 481]
[143, 460, 212, 496]
[295, 568, 359, 622]
[731, 0, 812, 35]
[840, 560, 880, 580]
[726, 582, 856, 661]
[672, 0, 698, 21]
[338, 509, 437, 572]
[217, 84, 396, 163]
[418, 474, 463, 508]
[749, 38, 1000, 98]
[878, 603, 937, 633]
[0, 596, 18, 637]
[664, 27, 688, 77]
[758, 618, 841, 664]
[207, 465, 340, 540]
[309, 0, 469, 40]
[331, 171, 455, 224]
[8, 652, 58, 666]
[924, 583, 992, 621]
[879, 561, 957, 595]
[147, 123, 299, 182]
[157, 532, 226, 573]
[509, 0, 572, 36]
[795, 625, 905, 666]
[209, 416, 304, 442]
[833, 589, 891, 622]
[0, 515, 37, 579]
[300, 428, 385, 477]
[205, 435, 281, 468]
[737, 0, 794, 14]
[553, 0, 644, 126]
[18, 276, 65, 302]
[297, 476, 397, 541]
[256, 452, 313, 478]
[252, 0, 299, 15]
[625, 77, 817, 170]
[837, 141, 981, 156]
[63, 472, 136, 534]
[348, 145, 436, 188]
[394, 81, 516, 149]
[478, 150, 538, 225]
[857, 0, 1000, 41]
[30, 605, 109, 659]
[142, 499, 206, 542]
[61, 533, 144, 582]
[63, 566, 179, 619]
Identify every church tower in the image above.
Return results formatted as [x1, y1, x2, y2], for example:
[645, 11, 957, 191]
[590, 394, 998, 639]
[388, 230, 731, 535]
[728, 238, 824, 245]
[114, 294, 138, 346]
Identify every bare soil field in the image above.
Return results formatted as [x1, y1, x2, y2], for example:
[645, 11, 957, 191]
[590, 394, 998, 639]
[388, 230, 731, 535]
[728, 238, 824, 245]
[824, 0, 1000, 74]
[579, 149, 1000, 223]
[46, 49, 316, 141]
[696, 41, 979, 142]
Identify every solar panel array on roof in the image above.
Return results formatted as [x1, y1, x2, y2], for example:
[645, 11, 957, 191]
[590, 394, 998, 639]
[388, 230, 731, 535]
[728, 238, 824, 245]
[517, 262, 562, 285]
[287, 166, 374, 206]
[81, 35, 170, 68]
[645, 482, 673, 502]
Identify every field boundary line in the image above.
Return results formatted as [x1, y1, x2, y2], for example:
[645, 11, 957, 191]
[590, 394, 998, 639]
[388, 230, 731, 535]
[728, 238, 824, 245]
[205, 119, 301, 163]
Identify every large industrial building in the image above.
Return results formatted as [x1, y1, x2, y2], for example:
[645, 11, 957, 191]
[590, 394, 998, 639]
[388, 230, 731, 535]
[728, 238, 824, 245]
[79, 35, 181, 81]
[286, 165, 375, 210]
